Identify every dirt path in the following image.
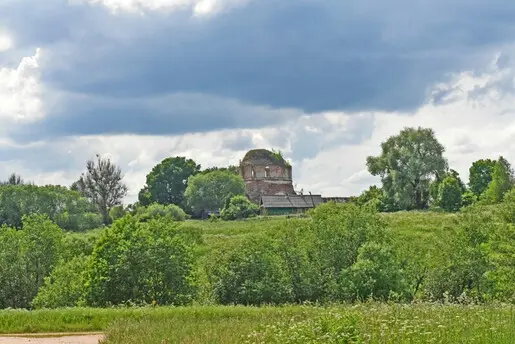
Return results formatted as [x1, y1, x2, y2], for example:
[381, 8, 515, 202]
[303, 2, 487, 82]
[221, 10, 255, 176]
[0, 333, 104, 344]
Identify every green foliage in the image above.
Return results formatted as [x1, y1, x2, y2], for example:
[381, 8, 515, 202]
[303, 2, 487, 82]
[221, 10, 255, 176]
[246, 310, 361, 344]
[185, 170, 245, 214]
[462, 190, 478, 207]
[483, 156, 514, 204]
[109, 205, 126, 222]
[31, 255, 88, 309]
[367, 127, 448, 210]
[0, 184, 102, 231]
[207, 203, 408, 305]
[207, 234, 294, 305]
[0, 214, 64, 309]
[73, 154, 128, 225]
[202, 165, 240, 175]
[437, 175, 463, 212]
[84, 215, 197, 306]
[139, 156, 201, 208]
[469, 159, 497, 197]
[220, 195, 259, 220]
[352, 185, 387, 211]
[134, 203, 187, 222]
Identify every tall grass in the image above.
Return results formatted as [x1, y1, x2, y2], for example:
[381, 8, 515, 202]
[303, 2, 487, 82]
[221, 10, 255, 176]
[99, 304, 515, 344]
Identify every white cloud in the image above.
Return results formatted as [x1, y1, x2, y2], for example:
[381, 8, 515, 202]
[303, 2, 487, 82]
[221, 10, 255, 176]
[0, 49, 44, 126]
[2, 51, 515, 203]
[76, 0, 249, 16]
[0, 29, 13, 52]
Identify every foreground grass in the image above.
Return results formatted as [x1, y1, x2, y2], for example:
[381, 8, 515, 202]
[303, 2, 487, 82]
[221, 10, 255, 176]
[2, 304, 512, 343]
[101, 304, 515, 344]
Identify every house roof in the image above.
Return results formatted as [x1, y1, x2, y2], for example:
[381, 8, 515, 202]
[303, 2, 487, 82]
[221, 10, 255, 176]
[260, 194, 324, 208]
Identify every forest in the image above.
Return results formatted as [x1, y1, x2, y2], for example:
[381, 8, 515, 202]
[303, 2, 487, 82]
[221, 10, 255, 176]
[0, 126, 514, 343]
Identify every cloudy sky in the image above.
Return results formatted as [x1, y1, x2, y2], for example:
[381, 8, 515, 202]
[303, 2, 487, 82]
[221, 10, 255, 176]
[2, 0, 515, 202]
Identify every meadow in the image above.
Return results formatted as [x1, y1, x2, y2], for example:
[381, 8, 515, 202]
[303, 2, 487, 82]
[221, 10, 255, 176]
[1, 303, 514, 343]
[3, 209, 511, 343]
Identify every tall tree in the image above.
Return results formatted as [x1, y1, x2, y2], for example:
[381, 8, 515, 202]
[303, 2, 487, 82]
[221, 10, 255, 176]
[483, 156, 514, 204]
[366, 127, 448, 210]
[469, 159, 497, 197]
[1, 173, 24, 185]
[139, 157, 201, 208]
[73, 154, 128, 224]
[184, 170, 245, 214]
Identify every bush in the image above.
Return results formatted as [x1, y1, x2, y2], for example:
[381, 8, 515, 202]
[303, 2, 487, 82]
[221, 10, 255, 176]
[437, 176, 462, 212]
[220, 195, 259, 220]
[135, 203, 187, 222]
[32, 255, 88, 308]
[84, 216, 196, 306]
[207, 234, 294, 305]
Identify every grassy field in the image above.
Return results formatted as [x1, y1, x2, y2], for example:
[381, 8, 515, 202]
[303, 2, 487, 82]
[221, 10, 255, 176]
[1, 304, 513, 343]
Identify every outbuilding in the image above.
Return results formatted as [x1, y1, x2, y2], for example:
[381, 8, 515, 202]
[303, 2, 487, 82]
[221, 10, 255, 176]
[259, 194, 324, 215]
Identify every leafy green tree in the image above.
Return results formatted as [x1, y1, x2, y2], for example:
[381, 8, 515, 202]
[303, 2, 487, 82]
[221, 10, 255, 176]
[340, 242, 408, 301]
[353, 185, 387, 211]
[0, 173, 25, 185]
[73, 154, 128, 224]
[139, 157, 200, 209]
[220, 195, 259, 220]
[184, 170, 245, 214]
[0, 184, 101, 231]
[469, 159, 497, 197]
[424, 206, 491, 301]
[0, 214, 64, 309]
[109, 205, 127, 222]
[201, 165, 239, 175]
[437, 176, 463, 212]
[483, 156, 514, 204]
[134, 203, 187, 222]
[84, 215, 197, 306]
[207, 234, 294, 305]
[366, 127, 448, 210]
[32, 255, 88, 309]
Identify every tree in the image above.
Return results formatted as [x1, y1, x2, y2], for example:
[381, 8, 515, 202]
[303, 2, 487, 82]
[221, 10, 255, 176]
[201, 165, 239, 175]
[220, 195, 259, 220]
[0, 173, 24, 185]
[184, 170, 245, 214]
[84, 215, 197, 306]
[483, 156, 514, 204]
[0, 184, 102, 231]
[73, 154, 128, 224]
[437, 176, 463, 212]
[469, 159, 497, 197]
[139, 157, 200, 208]
[366, 127, 448, 210]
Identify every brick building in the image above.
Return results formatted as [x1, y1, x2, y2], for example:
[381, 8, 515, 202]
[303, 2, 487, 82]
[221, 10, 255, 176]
[239, 149, 296, 204]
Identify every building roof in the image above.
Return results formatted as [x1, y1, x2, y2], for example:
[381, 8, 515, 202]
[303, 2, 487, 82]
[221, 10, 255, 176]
[241, 149, 290, 167]
[260, 194, 324, 208]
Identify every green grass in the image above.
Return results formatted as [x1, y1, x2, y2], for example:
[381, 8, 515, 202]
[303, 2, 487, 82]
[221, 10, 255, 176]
[1, 304, 513, 343]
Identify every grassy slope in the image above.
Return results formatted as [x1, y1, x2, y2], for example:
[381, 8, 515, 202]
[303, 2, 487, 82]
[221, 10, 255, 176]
[0, 211, 485, 342]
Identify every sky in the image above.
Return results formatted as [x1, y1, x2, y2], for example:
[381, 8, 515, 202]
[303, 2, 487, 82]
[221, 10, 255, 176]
[2, 0, 515, 203]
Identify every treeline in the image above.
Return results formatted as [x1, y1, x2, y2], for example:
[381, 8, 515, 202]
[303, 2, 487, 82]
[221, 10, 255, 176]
[354, 127, 514, 213]
[2, 197, 515, 309]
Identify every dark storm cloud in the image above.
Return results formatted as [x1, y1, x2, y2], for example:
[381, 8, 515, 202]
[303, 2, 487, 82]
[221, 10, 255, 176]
[3, 0, 515, 139]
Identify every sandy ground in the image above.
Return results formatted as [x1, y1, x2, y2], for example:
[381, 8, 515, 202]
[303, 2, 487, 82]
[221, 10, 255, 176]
[0, 333, 104, 344]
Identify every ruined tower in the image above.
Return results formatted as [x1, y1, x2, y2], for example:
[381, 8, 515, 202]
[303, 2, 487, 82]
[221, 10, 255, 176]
[239, 149, 296, 204]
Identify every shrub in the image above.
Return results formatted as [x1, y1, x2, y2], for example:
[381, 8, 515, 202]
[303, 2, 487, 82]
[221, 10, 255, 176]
[32, 255, 88, 308]
[220, 195, 259, 220]
[437, 176, 462, 212]
[84, 216, 196, 306]
[207, 234, 294, 305]
[135, 203, 187, 222]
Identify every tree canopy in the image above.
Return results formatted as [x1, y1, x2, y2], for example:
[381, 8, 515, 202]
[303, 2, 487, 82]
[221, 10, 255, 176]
[139, 157, 201, 209]
[366, 127, 448, 210]
[469, 159, 497, 197]
[72, 154, 128, 225]
[184, 170, 245, 214]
